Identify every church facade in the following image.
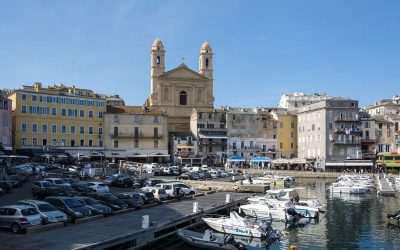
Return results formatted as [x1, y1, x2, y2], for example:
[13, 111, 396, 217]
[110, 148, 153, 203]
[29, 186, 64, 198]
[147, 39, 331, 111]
[146, 38, 215, 133]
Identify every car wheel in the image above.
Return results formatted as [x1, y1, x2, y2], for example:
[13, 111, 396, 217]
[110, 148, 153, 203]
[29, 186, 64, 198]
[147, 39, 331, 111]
[189, 191, 195, 195]
[11, 223, 21, 233]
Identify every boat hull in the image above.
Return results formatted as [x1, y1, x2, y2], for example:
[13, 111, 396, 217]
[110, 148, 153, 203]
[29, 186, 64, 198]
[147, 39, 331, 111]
[202, 217, 264, 238]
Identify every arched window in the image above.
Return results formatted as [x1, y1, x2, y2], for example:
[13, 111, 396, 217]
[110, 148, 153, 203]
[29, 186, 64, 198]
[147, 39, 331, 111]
[179, 91, 187, 105]
[156, 56, 160, 65]
[205, 58, 209, 68]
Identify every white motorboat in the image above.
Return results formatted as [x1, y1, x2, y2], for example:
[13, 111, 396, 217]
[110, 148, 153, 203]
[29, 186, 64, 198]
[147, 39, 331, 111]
[202, 211, 278, 238]
[177, 229, 243, 250]
[329, 182, 368, 194]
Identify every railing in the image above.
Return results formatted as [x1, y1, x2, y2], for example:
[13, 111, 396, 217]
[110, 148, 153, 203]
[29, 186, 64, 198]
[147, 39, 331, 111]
[334, 116, 360, 122]
[333, 140, 361, 145]
[334, 128, 361, 133]
[110, 133, 162, 139]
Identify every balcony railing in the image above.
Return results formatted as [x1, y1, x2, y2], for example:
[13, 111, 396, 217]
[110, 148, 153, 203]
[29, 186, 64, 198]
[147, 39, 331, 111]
[110, 133, 162, 139]
[334, 116, 360, 122]
[334, 128, 362, 134]
[333, 140, 361, 145]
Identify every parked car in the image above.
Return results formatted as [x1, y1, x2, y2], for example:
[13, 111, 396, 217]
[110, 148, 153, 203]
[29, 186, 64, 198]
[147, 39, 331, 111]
[115, 177, 134, 188]
[44, 178, 70, 187]
[155, 182, 197, 198]
[86, 182, 109, 193]
[0, 205, 42, 233]
[70, 183, 92, 193]
[44, 196, 92, 221]
[136, 191, 158, 204]
[104, 174, 119, 186]
[0, 181, 13, 192]
[84, 193, 128, 211]
[32, 182, 79, 199]
[17, 200, 68, 224]
[61, 178, 79, 185]
[74, 196, 112, 216]
[176, 173, 190, 180]
[115, 193, 143, 209]
[140, 187, 168, 203]
[3, 175, 23, 188]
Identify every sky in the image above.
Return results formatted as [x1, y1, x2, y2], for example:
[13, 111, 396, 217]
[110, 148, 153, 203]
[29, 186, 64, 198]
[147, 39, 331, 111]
[0, 0, 399, 108]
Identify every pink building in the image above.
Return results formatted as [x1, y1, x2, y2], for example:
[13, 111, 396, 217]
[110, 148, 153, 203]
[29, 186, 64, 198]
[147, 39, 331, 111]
[0, 90, 12, 153]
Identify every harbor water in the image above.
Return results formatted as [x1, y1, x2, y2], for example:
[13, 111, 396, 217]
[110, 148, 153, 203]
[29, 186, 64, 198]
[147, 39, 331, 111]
[156, 177, 400, 250]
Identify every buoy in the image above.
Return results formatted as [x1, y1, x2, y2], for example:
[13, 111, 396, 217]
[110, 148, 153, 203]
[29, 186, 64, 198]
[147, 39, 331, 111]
[290, 244, 297, 250]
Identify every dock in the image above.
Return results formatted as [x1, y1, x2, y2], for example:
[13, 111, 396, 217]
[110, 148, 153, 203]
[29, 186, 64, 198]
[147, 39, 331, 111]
[181, 179, 285, 192]
[0, 192, 250, 250]
[376, 175, 396, 196]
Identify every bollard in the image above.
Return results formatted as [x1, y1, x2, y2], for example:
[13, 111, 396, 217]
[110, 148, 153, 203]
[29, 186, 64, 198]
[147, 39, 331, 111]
[226, 193, 231, 203]
[232, 176, 235, 181]
[142, 215, 149, 229]
[193, 202, 198, 213]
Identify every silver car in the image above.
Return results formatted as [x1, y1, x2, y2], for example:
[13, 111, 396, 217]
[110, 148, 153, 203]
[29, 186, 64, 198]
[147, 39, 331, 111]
[17, 200, 68, 224]
[0, 205, 42, 233]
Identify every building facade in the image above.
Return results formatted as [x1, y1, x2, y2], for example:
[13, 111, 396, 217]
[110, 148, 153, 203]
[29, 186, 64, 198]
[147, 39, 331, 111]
[190, 108, 227, 165]
[359, 110, 377, 160]
[145, 39, 214, 133]
[170, 132, 199, 165]
[297, 98, 362, 170]
[279, 92, 331, 113]
[225, 107, 277, 161]
[373, 115, 395, 153]
[0, 90, 12, 153]
[104, 106, 168, 163]
[275, 111, 297, 159]
[9, 83, 106, 157]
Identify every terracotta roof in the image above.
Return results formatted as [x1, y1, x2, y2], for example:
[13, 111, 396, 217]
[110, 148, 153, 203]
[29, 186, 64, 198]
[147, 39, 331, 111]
[106, 106, 166, 115]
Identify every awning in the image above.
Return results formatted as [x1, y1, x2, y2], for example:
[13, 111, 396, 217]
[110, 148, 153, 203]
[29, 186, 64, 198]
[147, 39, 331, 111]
[176, 145, 194, 149]
[199, 134, 227, 139]
[272, 158, 290, 164]
[325, 161, 374, 167]
[227, 156, 245, 162]
[250, 156, 272, 162]
[289, 158, 307, 164]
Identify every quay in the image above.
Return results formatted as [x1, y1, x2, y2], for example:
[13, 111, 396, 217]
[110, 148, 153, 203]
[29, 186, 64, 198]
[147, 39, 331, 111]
[376, 175, 396, 196]
[0, 192, 250, 250]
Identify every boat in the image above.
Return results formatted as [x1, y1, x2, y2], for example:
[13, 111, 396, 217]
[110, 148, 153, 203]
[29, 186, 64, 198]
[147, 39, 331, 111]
[329, 182, 368, 194]
[177, 229, 246, 250]
[202, 211, 280, 238]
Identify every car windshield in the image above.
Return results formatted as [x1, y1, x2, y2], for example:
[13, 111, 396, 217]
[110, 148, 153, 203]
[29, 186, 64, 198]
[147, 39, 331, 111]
[64, 199, 84, 208]
[54, 180, 66, 184]
[81, 198, 98, 205]
[21, 208, 39, 216]
[38, 203, 57, 212]
[158, 189, 166, 194]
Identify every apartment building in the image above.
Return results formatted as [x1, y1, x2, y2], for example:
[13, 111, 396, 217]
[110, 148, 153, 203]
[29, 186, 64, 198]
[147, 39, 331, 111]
[274, 110, 297, 159]
[224, 107, 277, 161]
[0, 90, 12, 153]
[373, 115, 395, 153]
[104, 106, 168, 163]
[170, 132, 199, 165]
[190, 108, 227, 165]
[297, 98, 363, 170]
[359, 110, 377, 160]
[279, 92, 331, 113]
[9, 83, 106, 157]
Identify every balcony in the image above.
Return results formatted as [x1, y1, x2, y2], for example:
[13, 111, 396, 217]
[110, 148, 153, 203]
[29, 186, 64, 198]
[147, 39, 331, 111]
[334, 140, 361, 145]
[227, 145, 261, 151]
[334, 128, 362, 134]
[198, 127, 227, 133]
[334, 116, 360, 122]
[361, 138, 376, 144]
[110, 133, 162, 139]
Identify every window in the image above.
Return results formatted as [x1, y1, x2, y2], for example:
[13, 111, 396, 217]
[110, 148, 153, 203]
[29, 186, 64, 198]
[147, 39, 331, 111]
[42, 139, 47, 146]
[21, 123, 27, 132]
[80, 139, 84, 146]
[80, 110, 84, 117]
[280, 143, 283, 149]
[61, 125, 66, 133]
[113, 127, 118, 136]
[134, 115, 139, 123]
[61, 139, 66, 146]
[98, 127, 103, 135]
[312, 124, 315, 131]
[154, 127, 158, 137]
[31, 95, 37, 102]
[71, 139, 75, 147]
[179, 91, 187, 105]
[156, 56, 160, 65]
[42, 124, 47, 133]
[32, 138, 37, 146]
[134, 139, 139, 148]
[98, 112, 103, 118]
[52, 125, 57, 133]
[205, 58, 209, 68]
[99, 140, 103, 147]
[21, 105, 27, 113]
[32, 124, 38, 133]
[22, 138, 27, 145]
[51, 107, 57, 116]
[61, 108, 66, 116]
[329, 123, 333, 129]
[89, 127, 93, 134]
[291, 132, 294, 138]
[291, 122, 294, 128]
[70, 125, 76, 134]
[80, 126, 85, 134]
[114, 140, 118, 148]
[88, 111, 93, 118]
[134, 127, 139, 137]
[291, 143, 294, 149]
[154, 116, 159, 123]
[21, 94, 27, 101]
[89, 140, 93, 147]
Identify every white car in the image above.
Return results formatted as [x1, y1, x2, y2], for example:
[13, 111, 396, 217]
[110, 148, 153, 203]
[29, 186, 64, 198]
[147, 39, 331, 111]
[44, 178, 70, 187]
[86, 182, 109, 193]
[155, 182, 197, 197]
[17, 200, 68, 224]
[140, 187, 168, 202]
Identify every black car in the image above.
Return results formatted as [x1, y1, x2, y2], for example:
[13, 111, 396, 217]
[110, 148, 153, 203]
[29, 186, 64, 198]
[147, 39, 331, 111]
[75, 196, 112, 216]
[115, 193, 143, 209]
[0, 181, 12, 192]
[32, 182, 79, 199]
[115, 177, 134, 188]
[84, 193, 128, 211]
[45, 196, 92, 221]
[136, 191, 157, 204]
[131, 178, 147, 189]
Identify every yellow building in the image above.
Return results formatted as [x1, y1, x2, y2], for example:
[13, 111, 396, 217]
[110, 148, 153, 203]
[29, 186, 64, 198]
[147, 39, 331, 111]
[276, 111, 298, 158]
[104, 106, 169, 163]
[9, 83, 106, 157]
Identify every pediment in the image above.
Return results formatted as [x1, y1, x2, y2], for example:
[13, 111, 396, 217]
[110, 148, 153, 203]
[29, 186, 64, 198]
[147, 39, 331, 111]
[161, 64, 208, 80]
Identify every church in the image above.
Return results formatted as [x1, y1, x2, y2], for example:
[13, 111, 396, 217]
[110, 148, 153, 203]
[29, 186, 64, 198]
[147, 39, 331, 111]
[145, 38, 215, 133]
